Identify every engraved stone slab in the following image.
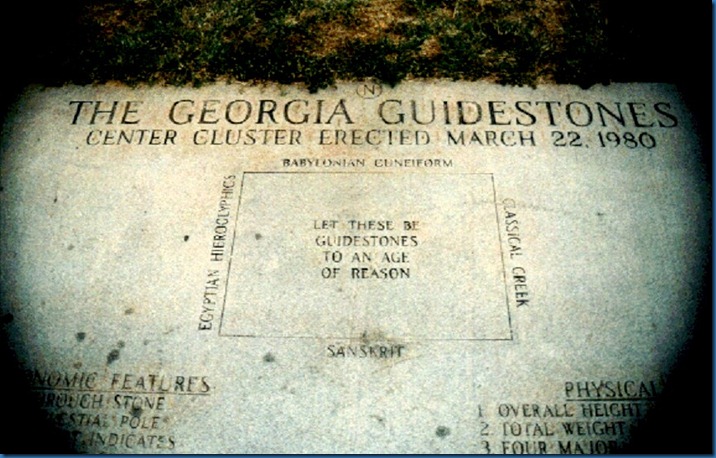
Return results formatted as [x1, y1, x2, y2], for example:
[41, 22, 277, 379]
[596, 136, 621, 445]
[0, 81, 709, 453]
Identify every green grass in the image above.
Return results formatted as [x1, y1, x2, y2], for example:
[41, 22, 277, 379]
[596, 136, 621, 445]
[16, 0, 709, 91]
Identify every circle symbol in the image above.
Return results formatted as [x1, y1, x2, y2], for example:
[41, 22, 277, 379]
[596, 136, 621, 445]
[356, 81, 383, 99]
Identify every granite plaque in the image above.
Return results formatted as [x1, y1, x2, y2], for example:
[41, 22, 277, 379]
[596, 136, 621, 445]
[0, 81, 709, 453]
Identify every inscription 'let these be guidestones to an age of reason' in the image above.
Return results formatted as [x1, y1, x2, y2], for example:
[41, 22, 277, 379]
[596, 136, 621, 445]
[0, 80, 708, 453]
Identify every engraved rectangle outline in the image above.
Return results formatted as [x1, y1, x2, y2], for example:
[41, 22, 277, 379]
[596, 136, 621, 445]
[217, 171, 514, 342]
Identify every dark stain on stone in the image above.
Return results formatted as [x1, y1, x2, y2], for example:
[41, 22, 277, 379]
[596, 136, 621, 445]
[106, 349, 120, 365]
[255, 233, 263, 240]
[143, 339, 150, 346]
[124, 308, 134, 315]
[183, 235, 190, 242]
[130, 406, 142, 418]
[106, 340, 127, 364]
[596, 212, 605, 217]
[67, 244, 75, 251]
[53, 194, 58, 203]
[360, 329, 389, 345]
[76, 332, 86, 342]
[263, 352, 275, 363]
[73, 361, 82, 369]
[435, 425, 451, 438]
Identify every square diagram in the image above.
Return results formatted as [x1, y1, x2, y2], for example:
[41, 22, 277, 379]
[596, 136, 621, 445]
[220, 172, 511, 341]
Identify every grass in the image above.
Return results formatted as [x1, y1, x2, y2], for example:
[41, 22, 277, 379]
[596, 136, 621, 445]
[2, 0, 711, 91]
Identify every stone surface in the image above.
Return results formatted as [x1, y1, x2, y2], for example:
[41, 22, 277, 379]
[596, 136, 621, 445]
[0, 81, 709, 453]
